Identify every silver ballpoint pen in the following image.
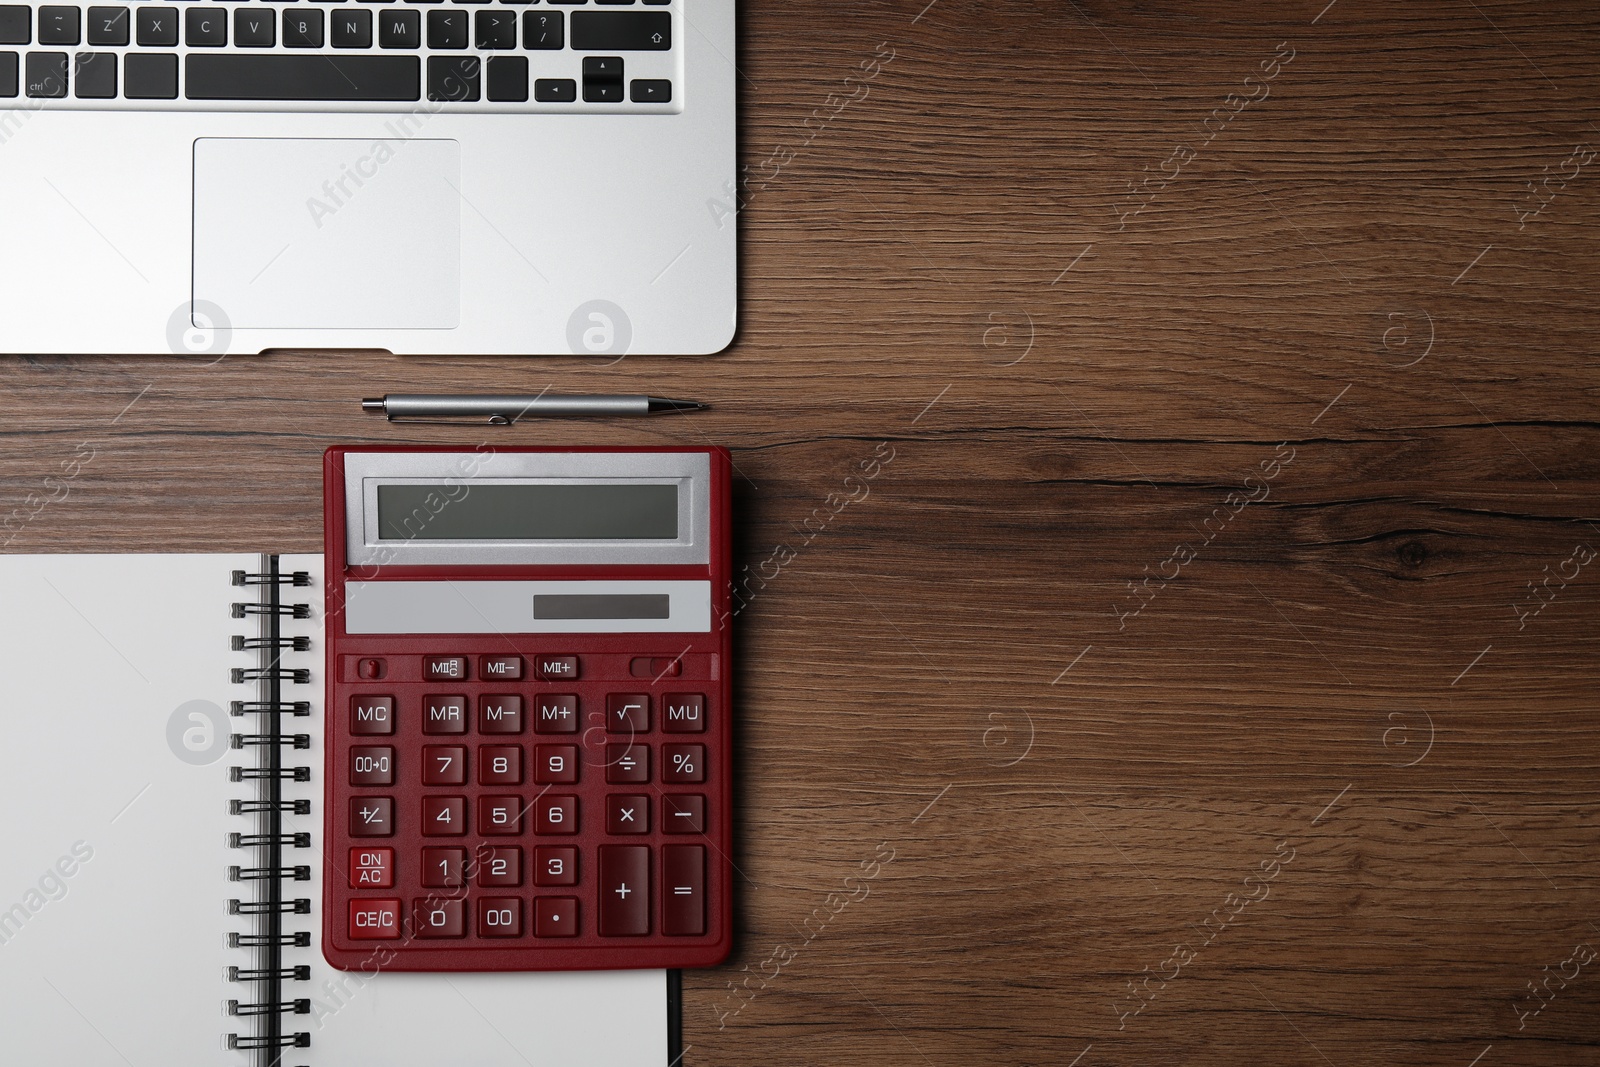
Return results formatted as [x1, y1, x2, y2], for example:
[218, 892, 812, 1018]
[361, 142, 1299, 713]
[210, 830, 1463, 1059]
[361, 394, 707, 425]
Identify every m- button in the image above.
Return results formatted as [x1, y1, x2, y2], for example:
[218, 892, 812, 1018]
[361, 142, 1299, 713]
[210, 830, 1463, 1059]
[478, 654, 522, 680]
[535, 655, 578, 680]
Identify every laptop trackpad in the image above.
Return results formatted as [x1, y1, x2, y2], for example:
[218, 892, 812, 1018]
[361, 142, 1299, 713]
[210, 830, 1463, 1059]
[193, 138, 460, 331]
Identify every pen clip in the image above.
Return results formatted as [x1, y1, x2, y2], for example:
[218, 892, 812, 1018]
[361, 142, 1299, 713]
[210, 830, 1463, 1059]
[379, 413, 522, 427]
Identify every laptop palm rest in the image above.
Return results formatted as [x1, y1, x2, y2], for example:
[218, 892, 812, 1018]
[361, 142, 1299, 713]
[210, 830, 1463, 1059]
[192, 137, 461, 331]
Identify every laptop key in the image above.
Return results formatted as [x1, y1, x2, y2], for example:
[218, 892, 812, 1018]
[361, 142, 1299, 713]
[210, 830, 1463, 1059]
[73, 50, 114, 97]
[38, 6, 80, 45]
[378, 7, 416, 45]
[629, 77, 667, 103]
[570, 10, 667, 50]
[426, 53, 477, 100]
[473, 8, 512, 47]
[283, 7, 322, 45]
[24, 50, 66, 96]
[136, 7, 175, 46]
[185, 53, 419, 99]
[184, 7, 225, 45]
[0, 51, 16, 96]
[426, 9, 463, 47]
[86, 7, 129, 45]
[484, 53, 523, 100]
[521, 9, 558, 47]
[532, 76, 573, 102]
[124, 50, 175, 97]
[0, 6, 27, 45]
[234, 7, 274, 46]
[331, 8, 370, 46]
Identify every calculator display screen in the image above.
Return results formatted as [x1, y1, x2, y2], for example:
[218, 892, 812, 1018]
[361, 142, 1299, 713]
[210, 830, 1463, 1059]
[376, 483, 679, 541]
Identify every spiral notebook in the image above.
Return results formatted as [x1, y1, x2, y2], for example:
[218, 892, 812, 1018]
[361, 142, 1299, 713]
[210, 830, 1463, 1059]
[0, 553, 674, 1066]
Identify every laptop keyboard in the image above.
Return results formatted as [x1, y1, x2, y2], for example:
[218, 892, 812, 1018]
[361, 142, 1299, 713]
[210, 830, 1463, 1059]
[0, 0, 677, 110]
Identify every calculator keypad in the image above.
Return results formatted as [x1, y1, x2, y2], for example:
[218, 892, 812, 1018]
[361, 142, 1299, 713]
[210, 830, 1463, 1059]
[331, 647, 722, 967]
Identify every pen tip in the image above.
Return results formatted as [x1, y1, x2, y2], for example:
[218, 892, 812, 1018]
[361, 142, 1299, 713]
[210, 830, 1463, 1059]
[360, 398, 385, 413]
[647, 397, 707, 413]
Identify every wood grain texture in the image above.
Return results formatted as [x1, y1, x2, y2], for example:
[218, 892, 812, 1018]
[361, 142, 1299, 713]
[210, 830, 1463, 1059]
[3, 0, 1599, 1063]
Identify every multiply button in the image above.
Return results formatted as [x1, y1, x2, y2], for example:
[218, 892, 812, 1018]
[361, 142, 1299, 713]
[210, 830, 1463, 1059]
[598, 845, 649, 936]
[606, 794, 649, 834]
[478, 654, 522, 680]
[423, 655, 467, 681]
[350, 899, 400, 940]
[534, 655, 578, 680]
[606, 693, 649, 733]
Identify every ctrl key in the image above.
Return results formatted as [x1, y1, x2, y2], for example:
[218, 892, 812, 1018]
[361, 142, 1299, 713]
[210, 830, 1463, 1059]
[25, 51, 67, 98]
[349, 898, 401, 940]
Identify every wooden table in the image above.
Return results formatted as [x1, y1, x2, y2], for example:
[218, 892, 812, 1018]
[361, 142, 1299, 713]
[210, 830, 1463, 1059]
[5, 1, 1598, 1063]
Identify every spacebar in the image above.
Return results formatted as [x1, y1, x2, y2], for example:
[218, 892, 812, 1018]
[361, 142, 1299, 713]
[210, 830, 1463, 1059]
[186, 55, 421, 101]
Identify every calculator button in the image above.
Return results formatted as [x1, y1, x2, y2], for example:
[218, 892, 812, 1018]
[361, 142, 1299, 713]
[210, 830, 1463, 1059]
[413, 898, 465, 938]
[357, 657, 386, 680]
[606, 793, 649, 834]
[420, 847, 467, 887]
[350, 898, 400, 939]
[350, 796, 394, 837]
[606, 693, 649, 733]
[605, 742, 649, 783]
[535, 896, 579, 937]
[661, 744, 705, 784]
[350, 745, 394, 786]
[350, 847, 394, 888]
[662, 794, 705, 834]
[598, 845, 649, 936]
[479, 795, 524, 835]
[478, 654, 522, 680]
[477, 845, 522, 887]
[534, 654, 578, 680]
[423, 655, 468, 680]
[662, 693, 705, 733]
[534, 695, 578, 734]
[478, 745, 523, 785]
[422, 694, 467, 734]
[478, 897, 523, 937]
[534, 846, 577, 886]
[534, 744, 578, 784]
[350, 695, 395, 735]
[479, 694, 524, 733]
[535, 795, 578, 834]
[662, 845, 705, 936]
[421, 745, 467, 785]
[422, 795, 466, 835]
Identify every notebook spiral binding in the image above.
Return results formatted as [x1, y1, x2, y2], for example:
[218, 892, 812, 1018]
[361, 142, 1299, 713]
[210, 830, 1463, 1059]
[227, 558, 314, 1066]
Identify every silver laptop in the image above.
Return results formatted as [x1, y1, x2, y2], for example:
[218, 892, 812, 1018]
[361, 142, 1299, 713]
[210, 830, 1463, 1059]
[0, 0, 734, 356]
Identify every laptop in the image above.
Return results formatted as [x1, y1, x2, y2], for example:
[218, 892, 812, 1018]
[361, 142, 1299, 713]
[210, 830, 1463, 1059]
[0, 0, 735, 357]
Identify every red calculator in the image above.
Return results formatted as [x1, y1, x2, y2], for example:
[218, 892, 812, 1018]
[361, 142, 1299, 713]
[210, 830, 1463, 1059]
[322, 446, 732, 971]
